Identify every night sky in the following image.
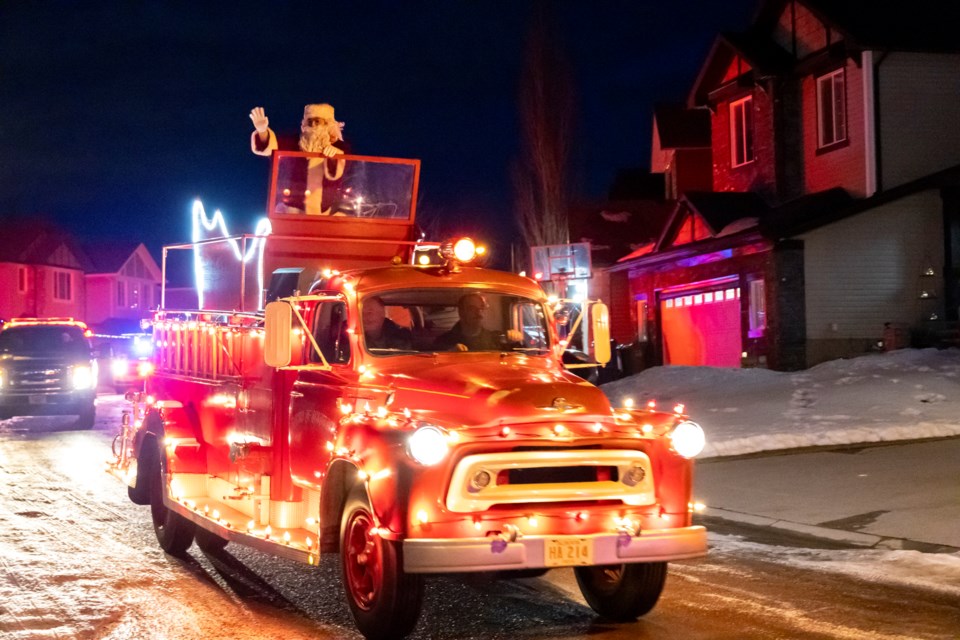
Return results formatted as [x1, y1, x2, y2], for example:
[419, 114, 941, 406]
[0, 1, 755, 266]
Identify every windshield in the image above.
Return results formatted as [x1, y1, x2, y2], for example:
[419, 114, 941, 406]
[0, 326, 92, 357]
[360, 289, 551, 356]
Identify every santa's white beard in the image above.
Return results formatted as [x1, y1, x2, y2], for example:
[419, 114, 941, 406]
[299, 127, 332, 153]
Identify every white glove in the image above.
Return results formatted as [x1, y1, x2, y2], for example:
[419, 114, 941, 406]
[249, 107, 269, 134]
[322, 145, 344, 158]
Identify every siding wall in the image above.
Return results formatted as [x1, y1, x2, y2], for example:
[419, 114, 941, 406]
[801, 190, 944, 363]
[0, 263, 31, 319]
[85, 275, 115, 324]
[879, 52, 960, 189]
[801, 59, 866, 196]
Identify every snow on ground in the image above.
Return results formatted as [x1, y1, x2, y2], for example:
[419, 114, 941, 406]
[601, 347, 960, 458]
[603, 348, 960, 594]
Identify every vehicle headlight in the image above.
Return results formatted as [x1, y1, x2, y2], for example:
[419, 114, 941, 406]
[111, 358, 129, 377]
[132, 335, 154, 357]
[71, 364, 96, 391]
[407, 425, 449, 466]
[669, 420, 705, 458]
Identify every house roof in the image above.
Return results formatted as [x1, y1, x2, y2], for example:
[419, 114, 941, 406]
[653, 104, 711, 149]
[688, 31, 794, 106]
[758, 0, 960, 53]
[0, 218, 93, 270]
[82, 241, 145, 274]
[657, 191, 770, 251]
[692, 0, 960, 105]
[614, 161, 960, 271]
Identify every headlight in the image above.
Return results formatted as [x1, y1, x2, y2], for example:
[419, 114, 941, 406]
[111, 358, 129, 377]
[407, 425, 449, 466]
[71, 365, 96, 391]
[0, 367, 5, 389]
[132, 335, 154, 357]
[669, 420, 705, 458]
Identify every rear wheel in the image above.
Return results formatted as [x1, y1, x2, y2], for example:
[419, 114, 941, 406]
[340, 485, 423, 640]
[574, 562, 667, 621]
[149, 449, 195, 555]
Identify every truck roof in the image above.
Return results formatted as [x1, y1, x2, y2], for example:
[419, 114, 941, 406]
[327, 264, 547, 300]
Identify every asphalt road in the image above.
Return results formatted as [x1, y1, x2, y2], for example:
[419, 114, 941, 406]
[0, 399, 956, 639]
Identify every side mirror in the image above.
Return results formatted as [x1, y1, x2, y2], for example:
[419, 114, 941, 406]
[591, 302, 611, 365]
[264, 301, 293, 367]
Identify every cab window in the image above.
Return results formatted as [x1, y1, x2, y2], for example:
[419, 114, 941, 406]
[310, 301, 350, 364]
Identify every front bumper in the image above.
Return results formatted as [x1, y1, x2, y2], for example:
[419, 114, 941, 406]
[403, 525, 707, 573]
[0, 391, 95, 416]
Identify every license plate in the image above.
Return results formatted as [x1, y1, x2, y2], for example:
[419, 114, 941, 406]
[28, 395, 46, 405]
[544, 538, 593, 567]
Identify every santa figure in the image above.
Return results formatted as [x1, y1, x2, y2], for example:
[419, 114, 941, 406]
[249, 104, 348, 215]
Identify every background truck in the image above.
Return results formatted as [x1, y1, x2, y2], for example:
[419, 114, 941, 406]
[109, 151, 707, 640]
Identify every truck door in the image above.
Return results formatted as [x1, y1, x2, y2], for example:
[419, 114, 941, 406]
[288, 299, 351, 488]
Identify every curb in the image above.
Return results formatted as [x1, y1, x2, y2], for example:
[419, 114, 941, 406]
[702, 506, 885, 547]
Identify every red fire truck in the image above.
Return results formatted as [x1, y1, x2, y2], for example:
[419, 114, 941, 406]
[109, 151, 707, 639]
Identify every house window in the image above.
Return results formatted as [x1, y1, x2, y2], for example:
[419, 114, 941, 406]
[117, 281, 126, 307]
[730, 96, 754, 167]
[817, 69, 846, 148]
[748, 279, 766, 338]
[53, 270, 72, 302]
[18, 267, 28, 293]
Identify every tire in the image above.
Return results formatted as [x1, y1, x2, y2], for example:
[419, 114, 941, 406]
[149, 447, 195, 555]
[194, 527, 228, 553]
[76, 404, 96, 429]
[340, 485, 423, 640]
[127, 431, 154, 505]
[574, 562, 667, 621]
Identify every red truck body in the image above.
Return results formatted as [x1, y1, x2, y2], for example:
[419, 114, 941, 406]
[109, 151, 707, 639]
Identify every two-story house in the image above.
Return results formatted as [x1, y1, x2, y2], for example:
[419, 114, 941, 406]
[609, 0, 960, 370]
[83, 242, 162, 331]
[0, 220, 91, 322]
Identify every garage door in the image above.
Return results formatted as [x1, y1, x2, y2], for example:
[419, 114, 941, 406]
[661, 287, 741, 367]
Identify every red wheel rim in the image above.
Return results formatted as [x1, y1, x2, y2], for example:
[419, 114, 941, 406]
[344, 508, 382, 610]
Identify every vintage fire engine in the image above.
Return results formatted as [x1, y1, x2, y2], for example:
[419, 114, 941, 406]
[108, 151, 707, 640]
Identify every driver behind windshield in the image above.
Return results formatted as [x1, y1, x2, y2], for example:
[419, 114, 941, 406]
[433, 293, 505, 352]
[362, 297, 413, 351]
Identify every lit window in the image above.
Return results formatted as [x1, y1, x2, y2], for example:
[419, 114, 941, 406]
[730, 96, 754, 167]
[817, 69, 846, 148]
[748, 279, 766, 337]
[53, 270, 72, 301]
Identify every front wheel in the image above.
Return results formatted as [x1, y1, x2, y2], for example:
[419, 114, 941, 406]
[574, 562, 667, 621]
[76, 404, 96, 429]
[149, 449, 195, 555]
[340, 485, 423, 640]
